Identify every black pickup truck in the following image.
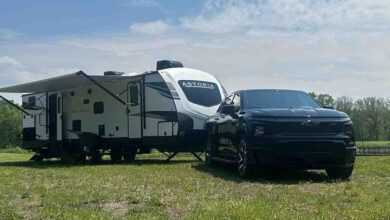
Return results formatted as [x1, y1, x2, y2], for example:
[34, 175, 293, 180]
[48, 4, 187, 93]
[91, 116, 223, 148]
[205, 89, 356, 179]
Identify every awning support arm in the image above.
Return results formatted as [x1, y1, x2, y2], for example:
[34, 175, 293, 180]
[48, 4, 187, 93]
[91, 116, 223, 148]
[77, 71, 126, 106]
[0, 95, 30, 115]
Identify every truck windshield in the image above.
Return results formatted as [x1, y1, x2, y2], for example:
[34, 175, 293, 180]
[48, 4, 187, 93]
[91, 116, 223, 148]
[179, 80, 222, 107]
[244, 90, 321, 109]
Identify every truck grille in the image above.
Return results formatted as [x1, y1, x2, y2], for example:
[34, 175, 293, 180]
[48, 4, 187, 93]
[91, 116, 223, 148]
[276, 121, 342, 135]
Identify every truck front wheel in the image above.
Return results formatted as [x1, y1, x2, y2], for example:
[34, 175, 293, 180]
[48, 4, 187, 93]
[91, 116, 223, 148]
[237, 136, 255, 179]
[326, 166, 354, 180]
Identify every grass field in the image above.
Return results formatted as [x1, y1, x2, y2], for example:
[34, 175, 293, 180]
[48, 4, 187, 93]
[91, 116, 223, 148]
[0, 153, 389, 220]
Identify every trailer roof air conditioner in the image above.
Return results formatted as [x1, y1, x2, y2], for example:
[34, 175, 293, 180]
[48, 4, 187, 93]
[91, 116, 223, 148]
[156, 60, 184, 71]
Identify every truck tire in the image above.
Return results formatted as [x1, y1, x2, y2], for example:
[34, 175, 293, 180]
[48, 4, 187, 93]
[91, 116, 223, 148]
[326, 166, 354, 180]
[237, 136, 256, 179]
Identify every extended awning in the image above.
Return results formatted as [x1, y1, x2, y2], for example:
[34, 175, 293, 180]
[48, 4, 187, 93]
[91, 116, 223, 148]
[0, 71, 130, 105]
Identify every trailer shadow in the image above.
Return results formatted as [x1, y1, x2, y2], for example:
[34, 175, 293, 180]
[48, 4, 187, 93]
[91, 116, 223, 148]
[192, 163, 336, 184]
[0, 159, 195, 169]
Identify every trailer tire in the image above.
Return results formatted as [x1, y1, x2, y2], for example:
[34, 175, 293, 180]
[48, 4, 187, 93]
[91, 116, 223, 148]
[90, 149, 102, 164]
[60, 147, 86, 165]
[123, 148, 137, 162]
[110, 148, 122, 162]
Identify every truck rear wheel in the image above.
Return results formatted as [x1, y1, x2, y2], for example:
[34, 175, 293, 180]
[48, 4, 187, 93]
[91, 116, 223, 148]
[326, 166, 354, 180]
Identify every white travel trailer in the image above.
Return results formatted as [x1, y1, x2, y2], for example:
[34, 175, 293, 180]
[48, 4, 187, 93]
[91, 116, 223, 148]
[0, 61, 226, 163]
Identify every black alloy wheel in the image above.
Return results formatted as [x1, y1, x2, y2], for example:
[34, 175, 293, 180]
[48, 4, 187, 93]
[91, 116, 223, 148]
[237, 136, 255, 178]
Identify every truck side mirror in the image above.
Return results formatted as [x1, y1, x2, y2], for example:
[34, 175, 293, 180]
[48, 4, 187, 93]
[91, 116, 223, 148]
[221, 104, 235, 115]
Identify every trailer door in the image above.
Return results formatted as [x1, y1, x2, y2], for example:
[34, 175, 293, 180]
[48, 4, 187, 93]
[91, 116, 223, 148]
[48, 93, 63, 142]
[56, 93, 63, 141]
[127, 81, 142, 139]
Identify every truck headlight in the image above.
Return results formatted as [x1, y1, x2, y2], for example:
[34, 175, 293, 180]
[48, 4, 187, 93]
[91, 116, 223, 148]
[255, 126, 265, 136]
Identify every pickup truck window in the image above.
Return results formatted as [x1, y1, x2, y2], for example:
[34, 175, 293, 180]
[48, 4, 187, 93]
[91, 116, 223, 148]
[244, 90, 321, 109]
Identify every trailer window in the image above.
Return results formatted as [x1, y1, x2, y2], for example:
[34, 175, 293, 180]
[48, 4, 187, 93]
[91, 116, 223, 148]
[94, 102, 104, 114]
[179, 80, 221, 107]
[130, 85, 139, 106]
[25, 96, 36, 108]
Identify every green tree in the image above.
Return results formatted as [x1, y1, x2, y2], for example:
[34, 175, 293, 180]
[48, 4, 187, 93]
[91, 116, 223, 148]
[0, 100, 22, 148]
[354, 97, 387, 141]
[335, 96, 354, 116]
[309, 92, 335, 107]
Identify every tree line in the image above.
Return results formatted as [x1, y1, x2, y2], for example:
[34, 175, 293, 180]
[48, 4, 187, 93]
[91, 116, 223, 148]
[0, 100, 22, 148]
[0, 92, 389, 148]
[309, 92, 390, 141]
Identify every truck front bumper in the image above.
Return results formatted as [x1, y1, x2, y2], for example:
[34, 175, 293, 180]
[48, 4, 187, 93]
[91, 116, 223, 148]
[249, 135, 356, 169]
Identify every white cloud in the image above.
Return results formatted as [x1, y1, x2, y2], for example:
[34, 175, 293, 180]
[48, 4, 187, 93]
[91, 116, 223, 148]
[0, 56, 35, 84]
[2, 0, 390, 103]
[130, 20, 169, 34]
[181, 0, 390, 34]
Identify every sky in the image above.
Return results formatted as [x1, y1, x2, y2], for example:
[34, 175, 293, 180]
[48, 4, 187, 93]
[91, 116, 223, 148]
[1, 0, 390, 103]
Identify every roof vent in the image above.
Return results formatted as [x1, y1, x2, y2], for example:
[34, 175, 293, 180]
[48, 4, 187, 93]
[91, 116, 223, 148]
[104, 71, 124, 76]
[156, 60, 184, 71]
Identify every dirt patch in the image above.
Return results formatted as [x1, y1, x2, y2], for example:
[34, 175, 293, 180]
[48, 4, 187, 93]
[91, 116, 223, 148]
[102, 201, 129, 216]
[102, 200, 144, 217]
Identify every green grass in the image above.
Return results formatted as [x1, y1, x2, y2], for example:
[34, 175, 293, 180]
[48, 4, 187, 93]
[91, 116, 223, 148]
[0, 153, 389, 219]
[0, 147, 30, 154]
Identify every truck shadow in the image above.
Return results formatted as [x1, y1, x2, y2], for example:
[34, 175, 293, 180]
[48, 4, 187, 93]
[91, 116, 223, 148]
[0, 159, 195, 169]
[192, 163, 337, 184]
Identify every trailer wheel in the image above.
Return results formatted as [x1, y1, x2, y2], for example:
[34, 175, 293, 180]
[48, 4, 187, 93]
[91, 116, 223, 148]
[110, 148, 122, 162]
[123, 148, 137, 162]
[89, 149, 102, 164]
[60, 149, 85, 164]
